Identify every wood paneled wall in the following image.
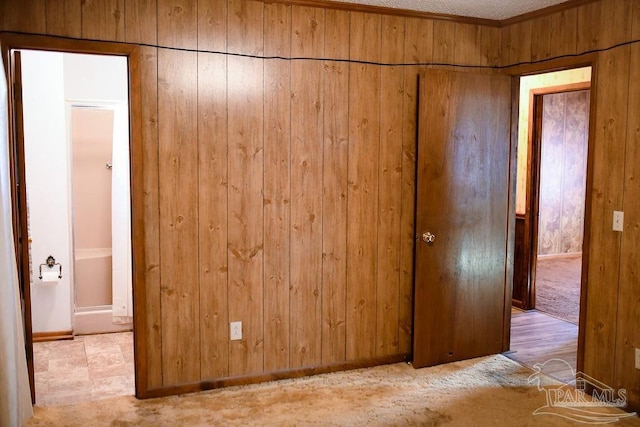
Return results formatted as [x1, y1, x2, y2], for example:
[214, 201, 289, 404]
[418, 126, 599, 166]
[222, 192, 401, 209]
[2, 0, 639, 411]
[0, 0, 499, 394]
[503, 0, 640, 411]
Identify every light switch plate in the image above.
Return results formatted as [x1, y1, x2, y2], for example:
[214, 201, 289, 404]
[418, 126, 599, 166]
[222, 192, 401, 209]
[635, 348, 640, 370]
[613, 211, 624, 232]
[230, 321, 242, 341]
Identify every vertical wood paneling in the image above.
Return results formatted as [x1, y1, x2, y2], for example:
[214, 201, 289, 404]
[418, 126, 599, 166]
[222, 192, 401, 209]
[347, 11, 380, 360]
[139, 46, 162, 389]
[228, 0, 264, 55]
[198, 51, 229, 379]
[46, 0, 81, 38]
[399, 16, 432, 355]
[290, 5, 324, 368]
[376, 14, 403, 357]
[454, 23, 482, 65]
[2, 0, 46, 33]
[500, 25, 511, 67]
[583, 47, 630, 387]
[404, 17, 433, 64]
[577, 0, 633, 53]
[530, 16, 551, 62]
[616, 42, 640, 409]
[527, 9, 579, 62]
[508, 20, 532, 65]
[480, 25, 501, 67]
[81, 0, 125, 41]
[125, 0, 157, 45]
[321, 8, 350, 364]
[548, 9, 577, 59]
[433, 21, 456, 64]
[263, 1, 291, 372]
[198, 0, 227, 51]
[613, 8, 640, 411]
[158, 48, 200, 385]
[227, 0, 264, 376]
[157, 0, 197, 49]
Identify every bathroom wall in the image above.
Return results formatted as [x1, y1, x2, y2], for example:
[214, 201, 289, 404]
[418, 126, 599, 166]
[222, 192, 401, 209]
[71, 107, 115, 308]
[22, 50, 72, 334]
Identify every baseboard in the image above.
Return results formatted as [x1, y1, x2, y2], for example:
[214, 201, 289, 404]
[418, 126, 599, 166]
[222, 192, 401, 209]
[137, 353, 409, 399]
[32, 330, 74, 342]
[537, 252, 582, 260]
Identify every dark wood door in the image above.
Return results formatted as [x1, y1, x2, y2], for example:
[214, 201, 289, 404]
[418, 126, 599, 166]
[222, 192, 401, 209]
[413, 69, 512, 368]
[7, 50, 36, 402]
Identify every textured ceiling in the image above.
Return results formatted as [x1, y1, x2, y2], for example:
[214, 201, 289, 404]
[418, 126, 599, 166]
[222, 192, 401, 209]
[329, 0, 571, 20]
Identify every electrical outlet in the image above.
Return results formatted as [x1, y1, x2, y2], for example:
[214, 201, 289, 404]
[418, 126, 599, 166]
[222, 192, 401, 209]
[613, 211, 624, 232]
[230, 321, 242, 341]
[635, 348, 640, 370]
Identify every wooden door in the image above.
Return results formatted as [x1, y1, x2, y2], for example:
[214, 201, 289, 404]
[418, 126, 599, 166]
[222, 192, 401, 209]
[7, 50, 36, 401]
[413, 69, 512, 368]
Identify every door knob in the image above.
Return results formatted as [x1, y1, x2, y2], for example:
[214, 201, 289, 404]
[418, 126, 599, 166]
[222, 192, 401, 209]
[422, 231, 435, 244]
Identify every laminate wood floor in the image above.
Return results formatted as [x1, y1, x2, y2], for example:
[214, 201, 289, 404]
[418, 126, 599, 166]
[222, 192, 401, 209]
[505, 308, 578, 384]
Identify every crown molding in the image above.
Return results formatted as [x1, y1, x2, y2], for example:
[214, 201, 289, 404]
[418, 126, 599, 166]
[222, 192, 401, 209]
[265, 0, 501, 26]
[500, 0, 598, 26]
[266, 0, 601, 28]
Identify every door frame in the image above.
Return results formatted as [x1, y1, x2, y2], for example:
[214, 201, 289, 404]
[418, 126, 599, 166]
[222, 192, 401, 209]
[526, 82, 591, 311]
[0, 32, 148, 399]
[504, 54, 598, 374]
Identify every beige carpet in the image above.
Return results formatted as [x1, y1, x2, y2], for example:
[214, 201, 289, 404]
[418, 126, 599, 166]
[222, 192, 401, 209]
[535, 256, 581, 324]
[25, 355, 639, 426]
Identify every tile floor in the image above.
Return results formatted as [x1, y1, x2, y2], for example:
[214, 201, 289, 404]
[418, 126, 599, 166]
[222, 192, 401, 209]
[33, 332, 134, 406]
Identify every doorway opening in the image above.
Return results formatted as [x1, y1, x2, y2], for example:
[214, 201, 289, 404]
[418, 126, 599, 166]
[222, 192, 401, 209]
[13, 48, 134, 405]
[507, 67, 592, 383]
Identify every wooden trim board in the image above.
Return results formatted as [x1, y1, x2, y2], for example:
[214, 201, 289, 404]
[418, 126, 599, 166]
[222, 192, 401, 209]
[32, 331, 73, 343]
[500, 0, 598, 26]
[538, 252, 583, 260]
[267, 0, 600, 28]
[138, 354, 409, 399]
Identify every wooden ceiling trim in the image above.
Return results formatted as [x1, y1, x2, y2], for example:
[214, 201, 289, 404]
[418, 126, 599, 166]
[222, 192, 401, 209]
[265, 0, 601, 28]
[500, 0, 599, 26]
[264, 0, 501, 26]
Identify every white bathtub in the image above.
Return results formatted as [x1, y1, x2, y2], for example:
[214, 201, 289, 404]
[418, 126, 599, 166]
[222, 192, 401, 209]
[73, 248, 132, 335]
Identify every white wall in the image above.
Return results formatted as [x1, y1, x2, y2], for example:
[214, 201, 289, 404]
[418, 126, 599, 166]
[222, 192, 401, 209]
[63, 53, 128, 102]
[22, 50, 72, 333]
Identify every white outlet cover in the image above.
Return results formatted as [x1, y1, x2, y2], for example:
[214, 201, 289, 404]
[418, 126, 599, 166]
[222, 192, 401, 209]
[613, 211, 624, 232]
[230, 321, 242, 341]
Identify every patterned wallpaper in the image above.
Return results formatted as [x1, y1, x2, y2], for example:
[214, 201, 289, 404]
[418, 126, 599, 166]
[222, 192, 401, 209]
[516, 68, 591, 215]
[537, 90, 590, 256]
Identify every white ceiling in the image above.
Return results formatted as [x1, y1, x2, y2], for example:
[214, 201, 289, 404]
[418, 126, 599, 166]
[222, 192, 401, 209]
[330, 0, 571, 20]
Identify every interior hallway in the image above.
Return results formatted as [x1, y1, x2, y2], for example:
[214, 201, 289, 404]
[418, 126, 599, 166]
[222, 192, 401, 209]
[33, 332, 134, 405]
[506, 309, 578, 384]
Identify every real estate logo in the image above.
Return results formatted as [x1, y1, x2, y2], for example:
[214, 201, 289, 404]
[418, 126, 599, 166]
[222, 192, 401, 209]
[529, 358, 637, 424]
